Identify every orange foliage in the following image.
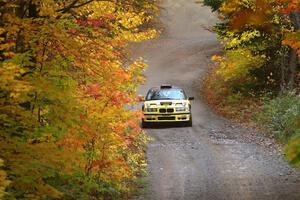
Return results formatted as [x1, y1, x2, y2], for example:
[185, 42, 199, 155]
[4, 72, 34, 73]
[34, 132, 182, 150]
[277, 0, 300, 56]
[0, 0, 157, 198]
[283, 32, 300, 56]
[277, 0, 300, 14]
[230, 0, 274, 30]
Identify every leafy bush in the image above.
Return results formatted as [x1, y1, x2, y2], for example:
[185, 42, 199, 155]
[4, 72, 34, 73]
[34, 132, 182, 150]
[256, 92, 300, 167]
[0, 0, 157, 199]
[0, 159, 10, 199]
[257, 92, 300, 141]
[203, 0, 225, 12]
[225, 92, 243, 105]
[285, 132, 300, 167]
[45, 172, 121, 200]
[204, 0, 300, 168]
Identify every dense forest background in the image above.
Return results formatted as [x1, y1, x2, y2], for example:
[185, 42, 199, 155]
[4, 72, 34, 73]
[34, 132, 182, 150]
[203, 0, 300, 166]
[0, 0, 158, 199]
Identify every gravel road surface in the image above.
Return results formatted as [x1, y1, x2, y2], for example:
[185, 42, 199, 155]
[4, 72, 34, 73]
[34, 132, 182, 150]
[134, 0, 300, 199]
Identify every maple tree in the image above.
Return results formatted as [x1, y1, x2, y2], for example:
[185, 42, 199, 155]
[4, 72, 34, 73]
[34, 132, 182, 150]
[277, 0, 300, 165]
[204, 0, 300, 166]
[0, 0, 158, 199]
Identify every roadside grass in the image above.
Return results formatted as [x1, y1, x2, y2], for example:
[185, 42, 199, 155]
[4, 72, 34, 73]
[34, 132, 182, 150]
[129, 175, 150, 199]
[202, 65, 262, 128]
[203, 65, 300, 167]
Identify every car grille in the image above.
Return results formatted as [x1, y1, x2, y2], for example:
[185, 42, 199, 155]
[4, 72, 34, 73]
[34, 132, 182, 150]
[159, 108, 174, 113]
[160, 102, 172, 106]
[159, 108, 166, 113]
[158, 116, 176, 120]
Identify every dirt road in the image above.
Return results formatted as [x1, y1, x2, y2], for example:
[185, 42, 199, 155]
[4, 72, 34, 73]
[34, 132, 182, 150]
[134, 0, 300, 199]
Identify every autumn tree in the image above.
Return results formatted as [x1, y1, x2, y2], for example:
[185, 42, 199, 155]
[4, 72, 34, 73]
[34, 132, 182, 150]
[204, 0, 300, 167]
[0, 0, 158, 199]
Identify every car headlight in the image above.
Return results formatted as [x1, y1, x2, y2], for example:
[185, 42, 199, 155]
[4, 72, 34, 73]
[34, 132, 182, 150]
[145, 102, 158, 107]
[176, 107, 188, 112]
[145, 108, 158, 112]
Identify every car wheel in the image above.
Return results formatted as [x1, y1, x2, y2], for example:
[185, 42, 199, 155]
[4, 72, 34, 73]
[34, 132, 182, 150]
[186, 115, 193, 127]
[141, 120, 150, 128]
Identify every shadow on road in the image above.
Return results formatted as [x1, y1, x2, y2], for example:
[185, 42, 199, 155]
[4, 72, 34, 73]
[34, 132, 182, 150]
[142, 122, 190, 129]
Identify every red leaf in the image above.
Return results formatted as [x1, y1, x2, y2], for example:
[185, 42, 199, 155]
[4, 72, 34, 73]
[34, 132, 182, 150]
[91, 161, 112, 168]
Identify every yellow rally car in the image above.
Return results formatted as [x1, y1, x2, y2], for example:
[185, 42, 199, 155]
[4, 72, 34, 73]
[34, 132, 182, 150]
[142, 85, 194, 128]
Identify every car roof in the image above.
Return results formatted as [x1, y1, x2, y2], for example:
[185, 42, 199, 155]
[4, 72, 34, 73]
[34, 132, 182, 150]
[149, 85, 182, 91]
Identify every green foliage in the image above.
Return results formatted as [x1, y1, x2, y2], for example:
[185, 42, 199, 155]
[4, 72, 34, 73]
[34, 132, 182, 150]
[46, 172, 121, 200]
[257, 92, 300, 141]
[285, 129, 300, 167]
[256, 92, 300, 167]
[0, 158, 10, 199]
[285, 132, 300, 167]
[225, 92, 243, 105]
[203, 0, 225, 12]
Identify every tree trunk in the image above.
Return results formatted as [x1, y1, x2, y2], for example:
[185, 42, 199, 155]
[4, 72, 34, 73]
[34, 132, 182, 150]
[286, 11, 300, 90]
[28, 2, 38, 18]
[15, 1, 26, 53]
[280, 46, 288, 90]
[288, 49, 298, 89]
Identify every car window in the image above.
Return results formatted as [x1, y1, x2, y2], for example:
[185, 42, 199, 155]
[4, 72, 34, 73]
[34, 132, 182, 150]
[146, 89, 186, 100]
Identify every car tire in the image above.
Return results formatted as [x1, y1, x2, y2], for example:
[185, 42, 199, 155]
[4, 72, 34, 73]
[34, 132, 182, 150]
[186, 115, 193, 127]
[141, 120, 150, 128]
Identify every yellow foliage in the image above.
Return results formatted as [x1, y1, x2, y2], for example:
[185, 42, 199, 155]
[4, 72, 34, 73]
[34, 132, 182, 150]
[221, 0, 275, 30]
[221, 0, 254, 13]
[0, 139, 80, 199]
[213, 49, 265, 82]
[0, 0, 158, 198]
[285, 137, 300, 167]
[0, 158, 11, 199]
[220, 29, 261, 48]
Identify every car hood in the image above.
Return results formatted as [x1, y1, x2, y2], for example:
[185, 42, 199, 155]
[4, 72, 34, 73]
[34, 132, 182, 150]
[144, 99, 189, 107]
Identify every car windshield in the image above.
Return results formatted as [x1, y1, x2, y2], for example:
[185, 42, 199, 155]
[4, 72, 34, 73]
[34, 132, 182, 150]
[146, 89, 186, 100]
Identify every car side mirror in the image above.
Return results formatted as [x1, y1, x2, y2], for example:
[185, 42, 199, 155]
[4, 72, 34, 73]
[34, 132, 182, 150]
[188, 97, 194, 100]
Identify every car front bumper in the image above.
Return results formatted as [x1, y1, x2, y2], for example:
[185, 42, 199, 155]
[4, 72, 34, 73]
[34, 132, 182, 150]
[143, 113, 191, 122]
